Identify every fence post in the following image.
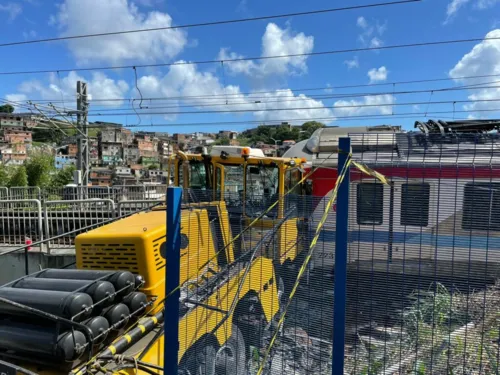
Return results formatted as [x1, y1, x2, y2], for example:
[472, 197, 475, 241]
[164, 187, 182, 375]
[332, 137, 351, 374]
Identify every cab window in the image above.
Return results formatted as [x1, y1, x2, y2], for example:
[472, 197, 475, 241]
[189, 162, 208, 190]
[222, 164, 245, 208]
[285, 168, 302, 195]
[246, 164, 279, 216]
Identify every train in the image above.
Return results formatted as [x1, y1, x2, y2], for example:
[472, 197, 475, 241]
[284, 119, 500, 270]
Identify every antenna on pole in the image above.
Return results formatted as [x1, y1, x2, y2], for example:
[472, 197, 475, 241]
[76, 81, 89, 187]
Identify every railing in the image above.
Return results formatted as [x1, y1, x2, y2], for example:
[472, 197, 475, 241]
[0, 185, 169, 204]
[9, 186, 41, 200]
[117, 199, 163, 216]
[0, 199, 43, 249]
[43, 199, 115, 252]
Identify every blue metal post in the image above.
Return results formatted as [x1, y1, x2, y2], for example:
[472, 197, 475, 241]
[332, 137, 350, 375]
[165, 187, 182, 375]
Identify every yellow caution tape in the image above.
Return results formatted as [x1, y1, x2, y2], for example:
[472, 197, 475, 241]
[351, 160, 391, 186]
[256, 153, 353, 375]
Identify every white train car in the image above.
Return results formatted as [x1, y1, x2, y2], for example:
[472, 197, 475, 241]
[284, 120, 500, 270]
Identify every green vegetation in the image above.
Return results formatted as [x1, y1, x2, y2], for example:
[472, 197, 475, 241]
[8, 166, 28, 187]
[25, 152, 54, 188]
[50, 164, 76, 187]
[32, 125, 99, 145]
[238, 121, 325, 145]
[0, 152, 76, 188]
[348, 282, 500, 374]
[0, 104, 14, 113]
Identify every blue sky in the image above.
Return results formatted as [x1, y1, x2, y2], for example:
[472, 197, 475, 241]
[1, 0, 500, 134]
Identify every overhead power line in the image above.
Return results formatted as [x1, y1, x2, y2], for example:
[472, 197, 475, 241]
[0, 1, 419, 48]
[1, 35, 498, 76]
[12, 72, 500, 105]
[48, 97, 500, 117]
[33, 110, 500, 130]
[80, 83, 500, 112]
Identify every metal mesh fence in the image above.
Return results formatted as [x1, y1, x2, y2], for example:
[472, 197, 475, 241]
[173, 189, 333, 375]
[344, 133, 500, 374]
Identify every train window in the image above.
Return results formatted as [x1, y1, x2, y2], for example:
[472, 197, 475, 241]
[401, 183, 430, 227]
[357, 183, 383, 225]
[462, 183, 500, 231]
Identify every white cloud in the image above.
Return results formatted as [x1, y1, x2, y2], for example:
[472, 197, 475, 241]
[51, 0, 187, 64]
[0, 3, 22, 21]
[344, 56, 359, 69]
[218, 48, 257, 76]
[369, 37, 383, 49]
[356, 16, 386, 50]
[357, 16, 368, 29]
[252, 90, 333, 122]
[4, 94, 29, 111]
[368, 66, 388, 83]
[477, 0, 500, 8]
[333, 95, 395, 117]
[136, 62, 333, 122]
[10, 71, 129, 108]
[445, 0, 500, 23]
[218, 22, 314, 77]
[449, 29, 500, 112]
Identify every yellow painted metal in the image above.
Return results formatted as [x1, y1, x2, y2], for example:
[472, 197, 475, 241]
[136, 257, 279, 371]
[75, 208, 219, 310]
[279, 219, 300, 263]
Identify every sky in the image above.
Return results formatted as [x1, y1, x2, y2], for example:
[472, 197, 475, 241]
[1, 0, 500, 134]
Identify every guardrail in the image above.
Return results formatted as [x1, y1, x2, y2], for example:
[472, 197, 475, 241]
[43, 199, 116, 253]
[9, 186, 41, 201]
[117, 199, 163, 216]
[0, 198, 161, 253]
[0, 199, 43, 250]
[0, 185, 169, 203]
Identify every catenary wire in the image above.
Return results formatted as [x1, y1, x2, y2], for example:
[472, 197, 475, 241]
[10, 72, 500, 104]
[0, 35, 499, 75]
[17, 110, 500, 130]
[79, 83, 500, 112]
[0, 1, 419, 48]
[43, 97, 500, 117]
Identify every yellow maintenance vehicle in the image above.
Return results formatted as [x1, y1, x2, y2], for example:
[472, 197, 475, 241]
[0, 147, 310, 375]
[171, 145, 310, 266]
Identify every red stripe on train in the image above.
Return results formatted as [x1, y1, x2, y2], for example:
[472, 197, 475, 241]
[310, 166, 500, 197]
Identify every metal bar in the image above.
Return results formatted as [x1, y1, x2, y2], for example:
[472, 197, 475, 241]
[164, 187, 182, 375]
[332, 137, 351, 375]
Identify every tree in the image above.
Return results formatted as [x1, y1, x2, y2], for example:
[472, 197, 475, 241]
[9, 166, 28, 187]
[51, 165, 76, 187]
[0, 104, 14, 113]
[300, 121, 325, 140]
[25, 152, 55, 187]
[148, 164, 159, 170]
[0, 165, 10, 187]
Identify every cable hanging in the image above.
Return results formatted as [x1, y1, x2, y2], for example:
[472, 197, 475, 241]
[9, 72, 500, 104]
[1, 35, 499, 76]
[0, 0, 419, 48]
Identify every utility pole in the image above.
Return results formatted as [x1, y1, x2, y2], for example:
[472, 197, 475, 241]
[76, 81, 89, 187]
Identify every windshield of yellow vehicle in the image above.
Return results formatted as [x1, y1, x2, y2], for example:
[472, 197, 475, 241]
[189, 161, 209, 189]
[246, 164, 279, 217]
